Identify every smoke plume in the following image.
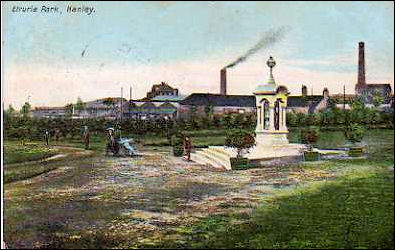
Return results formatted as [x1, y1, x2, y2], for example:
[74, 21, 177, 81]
[224, 26, 290, 69]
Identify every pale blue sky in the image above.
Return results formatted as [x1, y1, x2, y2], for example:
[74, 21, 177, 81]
[2, 1, 394, 108]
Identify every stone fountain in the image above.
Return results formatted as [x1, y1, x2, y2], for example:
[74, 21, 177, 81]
[191, 56, 306, 170]
[245, 56, 306, 164]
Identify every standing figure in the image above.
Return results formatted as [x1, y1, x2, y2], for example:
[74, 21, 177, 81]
[83, 126, 90, 150]
[106, 127, 119, 155]
[44, 130, 50, 147]
[183, 135, 193, 161]
[54, 128, 61, 144]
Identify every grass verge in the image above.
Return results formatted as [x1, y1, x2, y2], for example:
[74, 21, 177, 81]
[160, 169, 394, 249]
[4, 142, 58, 164]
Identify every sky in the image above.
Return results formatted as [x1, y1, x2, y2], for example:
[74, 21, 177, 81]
[2, 1, 394, 109]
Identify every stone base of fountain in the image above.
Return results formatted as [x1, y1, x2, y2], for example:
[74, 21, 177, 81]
[246, 130, 306, 161]
[246, 143, 307, 160]
[190, 141, 307, 171]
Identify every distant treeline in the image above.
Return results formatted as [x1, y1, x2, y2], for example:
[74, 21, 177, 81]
[3, 100, 393, 140]
[287, 107, 393, 129]
[3, 113, 256, 140]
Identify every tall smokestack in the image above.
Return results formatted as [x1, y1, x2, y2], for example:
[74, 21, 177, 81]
[357, 41, 366, 86]
[220, 68, 227, 95]
[302, 85, 307, 97]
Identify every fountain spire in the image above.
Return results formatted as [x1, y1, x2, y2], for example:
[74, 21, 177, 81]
[266, 56, 276, 85]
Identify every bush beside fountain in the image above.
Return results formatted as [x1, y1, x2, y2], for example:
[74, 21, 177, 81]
[171, 133, 184, 157]
[225, 129, 255, 170]
[344, 123, 366, 157]
[301, 127, 320, 161]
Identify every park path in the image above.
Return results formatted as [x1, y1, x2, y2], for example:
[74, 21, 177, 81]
[4, 147, 335, 248]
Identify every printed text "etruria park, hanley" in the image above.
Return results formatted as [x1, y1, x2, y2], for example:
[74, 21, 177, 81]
[11, 5, 95, 15]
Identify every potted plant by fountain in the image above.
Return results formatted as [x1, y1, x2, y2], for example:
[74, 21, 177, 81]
[171, 132, 184, 157]
[225, 129, 255, 170]
[301, 127, 320, 161]
[344, 123, 365, 157]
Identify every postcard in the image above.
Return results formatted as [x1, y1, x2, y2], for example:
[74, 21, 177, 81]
[2, 1, 394, 249]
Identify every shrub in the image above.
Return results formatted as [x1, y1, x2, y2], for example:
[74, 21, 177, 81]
[286, 112, 298, 127]
[225, 129, 255, 158]
[301, 127, 319, 150]
[344, 123, 365, 144]
[171, 132, 184, 157]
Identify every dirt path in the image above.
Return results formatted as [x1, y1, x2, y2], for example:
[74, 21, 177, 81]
[4, 148, 335, 249]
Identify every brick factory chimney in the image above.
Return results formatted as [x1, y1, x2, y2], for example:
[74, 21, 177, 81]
[302, 85, 308, 97]
[220, 68, 227, 95]
[323, 88, 329, 98]
[357, 41, 366, 87]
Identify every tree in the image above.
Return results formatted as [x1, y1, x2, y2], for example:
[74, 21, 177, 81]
[344, 123, 365, 144]
[75, 97, 85, 112]
[301, 127, 319, 150]
[296, 112, 306, 126]
[348, 99, 368, 125]
[20, 102, 31, 116]
[103, 99, 115, 107]
[171, 132, 184, 156]
[6, 104, 15, 115]
[320, 111, 330, 127]
[326, 107, 345, 126]
[5, 105, 15, 120]
[372, 91, 384, 108]
[225, 129, 255, 158]
[65, 104, 73, 117]
[188, 105, 198, 120]
[286, 112, 298, 127]
[204, 105, 214, 117]
[220, 114, 232, 129]
[204, 105, 215, 128]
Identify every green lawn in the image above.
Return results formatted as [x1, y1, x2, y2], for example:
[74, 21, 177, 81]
[51, 129, 227, 149]
[137, 129, 227, 147]
[3, 141, 95, 183]
[3, 129, 226, 183]
[4, 141, 58, 164]
[165, 170, 393, 249]
[153, 129, 395, 249]
[4, 161, 61, 184]
[4, 129, 394, 249]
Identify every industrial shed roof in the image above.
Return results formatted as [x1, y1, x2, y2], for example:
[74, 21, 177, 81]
[180, 93, 256, 107]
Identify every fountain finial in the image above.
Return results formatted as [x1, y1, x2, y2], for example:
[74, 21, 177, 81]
[266, 56, 276, 84]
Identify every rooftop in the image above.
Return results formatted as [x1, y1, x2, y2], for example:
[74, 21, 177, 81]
[254, 84, 277, 94]
[151, 94, 186, 102]
[180, 93, 256, 107]
[288, 95, 325, 113]
[151, 82, 178, 92]
[34, 106, 67, 110]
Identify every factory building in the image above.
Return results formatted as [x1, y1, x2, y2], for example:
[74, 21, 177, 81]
[355, 42, 392, 104]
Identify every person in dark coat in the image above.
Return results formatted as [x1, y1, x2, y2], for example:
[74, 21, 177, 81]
[106, 127, 119, 155]
[44, 130, 50, 147]
[83, 126, 90, 150]
[183, 135, 193, 161]
[54, 128, 61, 144]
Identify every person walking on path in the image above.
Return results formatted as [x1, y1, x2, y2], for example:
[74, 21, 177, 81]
[83, 126, 90, 150]
[54, 128, 61, 144]
[183, 135, 193, 161]
[44, 130, 50, 147]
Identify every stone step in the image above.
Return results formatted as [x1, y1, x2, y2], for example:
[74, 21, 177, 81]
[201, 148, 230, 162]
[197, 151, 230, 167]
[208, 146, 237, 158]
[190, 152, 225, 170]
[195, 150, 231, 170]
[191, 155, 225, 170]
